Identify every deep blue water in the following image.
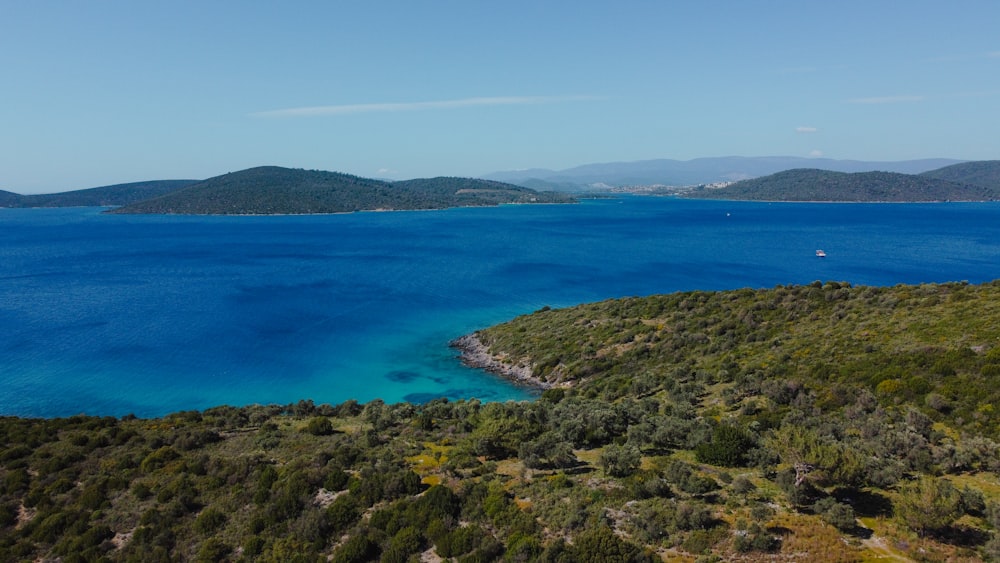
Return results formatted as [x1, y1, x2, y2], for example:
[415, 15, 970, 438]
[2, 197, 999, 418]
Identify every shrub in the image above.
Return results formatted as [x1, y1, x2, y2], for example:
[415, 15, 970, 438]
[195, 538, 231, 562]
[570, 525, 657, 562]
[305, 417, 334, 436]
[326, 495, 360, 533]
[331, 534, 379, 563]
[694, 424, 754, 467]
[194, 507, 227, 535]
[813, 497, 855, 531]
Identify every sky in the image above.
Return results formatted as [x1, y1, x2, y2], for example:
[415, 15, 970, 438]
[2, 1, 999, 194]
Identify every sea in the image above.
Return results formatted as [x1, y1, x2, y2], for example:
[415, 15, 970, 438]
[2, 197, 999, 418]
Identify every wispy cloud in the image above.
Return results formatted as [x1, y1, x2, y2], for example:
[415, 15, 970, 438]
[796, 126, 818, 133]
[847, 95, 924, 104]
[776, 66, 817, 74]
[927, 51, 1000, 63]
[251, 95, 601, 118]
[808, 150, 824, 158]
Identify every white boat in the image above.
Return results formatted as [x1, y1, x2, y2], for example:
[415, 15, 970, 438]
[816, 249, 826, 258]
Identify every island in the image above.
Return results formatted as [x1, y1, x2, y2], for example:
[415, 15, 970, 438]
[106, 166, 575, 215]
[685, 167, 1000, 201]
[2, 280, 999, 561]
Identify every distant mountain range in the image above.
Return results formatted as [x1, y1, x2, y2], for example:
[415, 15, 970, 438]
[483, 156, 966, 190]
[108, 166, 573, 215]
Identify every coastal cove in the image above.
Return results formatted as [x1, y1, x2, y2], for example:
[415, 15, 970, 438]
[2, 197, 1000, 418]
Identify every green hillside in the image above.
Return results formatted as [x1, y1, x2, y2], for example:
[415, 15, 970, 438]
[3, 281, 1000, 561]
[109, 167, 573, 215]
[0, 181, 198, 208]
[920, 160, 1000, 190]
[24, 180, 198, 207]
[686, 168, 999, 201]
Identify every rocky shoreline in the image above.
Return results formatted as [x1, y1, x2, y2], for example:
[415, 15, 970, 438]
[450, 333, 562, 390]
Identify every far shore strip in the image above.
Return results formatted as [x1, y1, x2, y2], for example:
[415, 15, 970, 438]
[451, 333, 567, 390]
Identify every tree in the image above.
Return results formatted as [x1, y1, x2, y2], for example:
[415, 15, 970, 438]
[600, 444, 641, 477]
[766, 426, 864, 488]
[894, 477, 962, 537]
[694, 423, 755, 467]
[305, 416, 334, 436]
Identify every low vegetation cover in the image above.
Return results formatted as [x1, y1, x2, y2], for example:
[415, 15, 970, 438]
[686, 168, 1000, 201]
[108, 167, 574, 215]
[3, 281, 1000, 561]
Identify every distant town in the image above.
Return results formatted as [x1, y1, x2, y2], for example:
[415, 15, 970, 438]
[600, 181, 736, 194]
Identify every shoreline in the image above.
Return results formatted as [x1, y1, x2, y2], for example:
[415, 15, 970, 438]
[450, 333, 563, 391]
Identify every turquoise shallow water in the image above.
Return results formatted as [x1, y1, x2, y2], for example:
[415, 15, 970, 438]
[2, 198, 999, 417]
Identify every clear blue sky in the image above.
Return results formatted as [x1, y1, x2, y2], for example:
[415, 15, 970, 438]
[3, 1, 999, 193]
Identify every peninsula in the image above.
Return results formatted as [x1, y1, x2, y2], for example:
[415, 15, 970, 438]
[4, 281, 998, 561]
[4, 163, 1000, 563]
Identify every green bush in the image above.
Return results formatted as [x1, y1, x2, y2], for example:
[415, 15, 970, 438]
[813, 497, 855, 530]
[331, 534, 379, 563]
[305, 417, 334, 436]
[694, 424, 754, 467]
[194, 507, 227, 535]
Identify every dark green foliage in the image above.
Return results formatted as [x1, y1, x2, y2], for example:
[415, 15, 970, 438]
[195, 537, 231, 562]
[687, 168, 1000, 201]
[694, 423, 755, 466]
[326, 495, 360, 533]
[193, 507, 227, 534]
[305, 416, 334, 436]
[350, 466, 423, 506]
[569, 525, 657, 562]
[331, 534, 379, 563]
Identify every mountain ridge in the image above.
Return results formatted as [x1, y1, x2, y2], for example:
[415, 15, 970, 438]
[0, 180, 199, 208]
[684, 167, 1000, 201]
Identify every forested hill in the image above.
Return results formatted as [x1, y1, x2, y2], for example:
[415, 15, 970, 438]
[919, 160, 1000, 189]
[0, 190, 21, 206]
[685, 168, 999, 201]
[0, 180, 198, 208]
[109, 166, 573, 215]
